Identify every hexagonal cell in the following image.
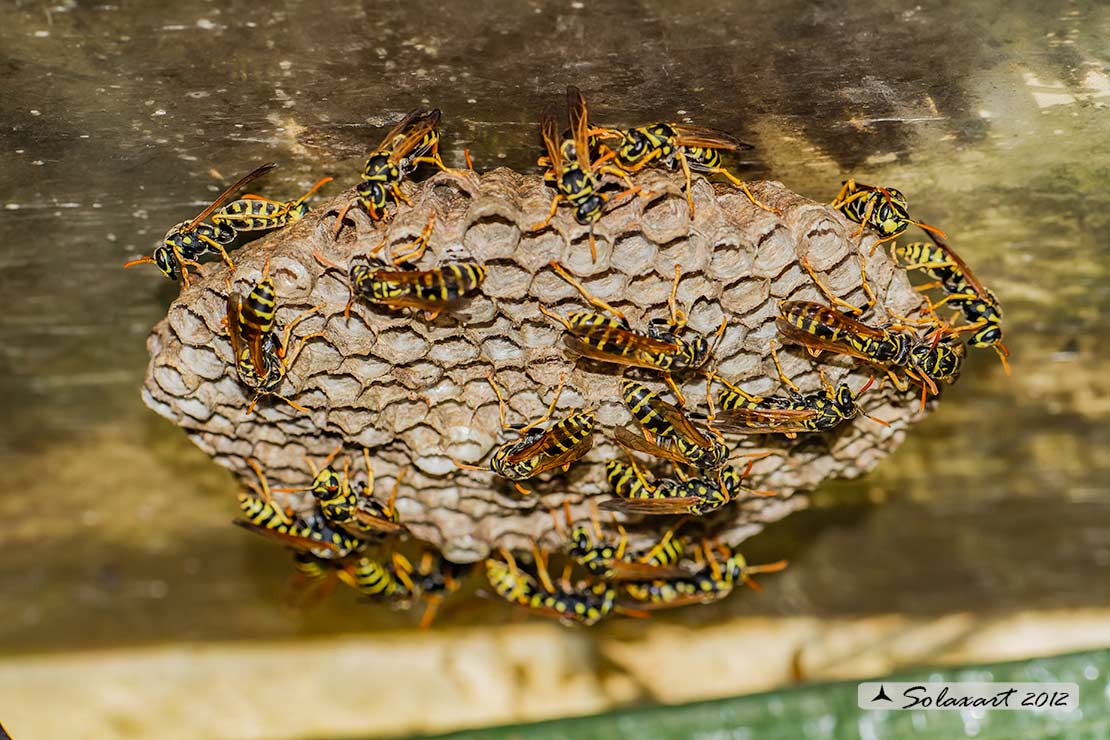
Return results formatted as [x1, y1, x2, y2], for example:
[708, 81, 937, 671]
[640, 192, 690, 244]
[373, 327, 431, 366]
[481, 259, 532, 300]
[722, 275, 771, 316]
[463, 215, 520, 260]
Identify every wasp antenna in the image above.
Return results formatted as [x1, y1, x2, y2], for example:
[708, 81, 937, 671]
[122, 256, 155, 269]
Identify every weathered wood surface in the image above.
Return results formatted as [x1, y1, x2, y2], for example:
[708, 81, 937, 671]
[0, 0, 1107, 655]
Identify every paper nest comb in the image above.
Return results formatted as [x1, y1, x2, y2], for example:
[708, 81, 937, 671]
[141, 167, 939, 564]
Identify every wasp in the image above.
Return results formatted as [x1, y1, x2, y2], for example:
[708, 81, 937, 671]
[555, 501, 690, 582]
[892, 233, 1009, 374]
[212, 176, 333, 233]
[485, 544, 645, 626]
[529, 86, 640, 262]
[599, 451, 774, 517]
[713, 344, 887, 437]
[777, 255, 964, 409]
[275, 445, 407, 541]
[333, 108, 463, 233]
[233, 458, 362, 555]
[226, 266, 323, 414]
[777, 300, 965, 410]
[539, 261, 725, 406]
[623, 541, 788, 610]
[615, 379, 729, 473]
[124, 162, 277, 288]
[454, 372, 596, 494]
[597, 120, 778, 217]
[315, 212, 486, 321]
[830, 179, 946, 253]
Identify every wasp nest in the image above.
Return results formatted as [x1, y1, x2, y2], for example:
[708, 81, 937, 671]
[141, 168, 935, 563]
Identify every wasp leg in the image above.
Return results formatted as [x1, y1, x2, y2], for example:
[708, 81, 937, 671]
[929, 291, 979, 312]
[663, 372, 688, 408]
[675, 149, 698, 218]
[829, 179, 857, 208]
[799, 255, 872, 316]
[769, 343, 802, 394]
[707, 165, 780, 214]
[331, 200, 358, 239]
[388, 182, 413, 208]
[391, 212, 436, 265]
[547, 260, 627, 322]
[198, 233, 237, 272]
[529, 194, 565, 233]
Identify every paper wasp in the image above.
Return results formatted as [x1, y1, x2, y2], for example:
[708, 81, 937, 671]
[226, 265, 322, 414]
[529, 86, 640, 261]
[555, 501, 689, 582]
[598, 466, 748, 517]
[539, 261, 725, 406]
[213, 176, 332, 232]
[315, 212, 486, 321]
[599, 450, 773, 517]
[892, 233, 1009, 374]
[830, 179, 946, 252]
[597, 120, 778, 217]
[623, 541, 788, 610]
[453, 372, 595, 494]
[233, 458, 362, 556]
[274, 445, 406, 541]
[713, 345, 886, 437]
[124, 162, 277, 288]
[777, 256, 964, 408]
[485, 545, 645, 626]
[333, 108, 463, 232]
[616, 379, 729, 473]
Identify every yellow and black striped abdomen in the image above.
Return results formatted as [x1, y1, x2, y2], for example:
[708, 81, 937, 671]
[344, 557, 402, 598]
[605, 460, 643, 499]
[565, 312, 633, 350]
[685, 146, 722, 170]
[236, 494, 362, 552]
[548, 410, 595, 452]
[621, 380, 675, 436]
[778, 301, 850, 343]
[485, 559, 536, 605]
[413, 262, 486, 302]
[240, 277, 278, 336]
[213, 199, 286, 231]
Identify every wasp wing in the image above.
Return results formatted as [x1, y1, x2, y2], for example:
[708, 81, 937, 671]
[713, 405, 819, 434]
[606, 561, 692, 581]
[387, 109, 441, 165]
[540, 105, 564, 173]
[612, 426, 688, 465]
[598, 497, 702, 515]
[524, 434, 595, 476]
[376, 108, 425, 152]
[566, 85, 592, 171]
[671, 123, 754, 151]
[563, 333, 682, 372]
[186, 162, 278, 230]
